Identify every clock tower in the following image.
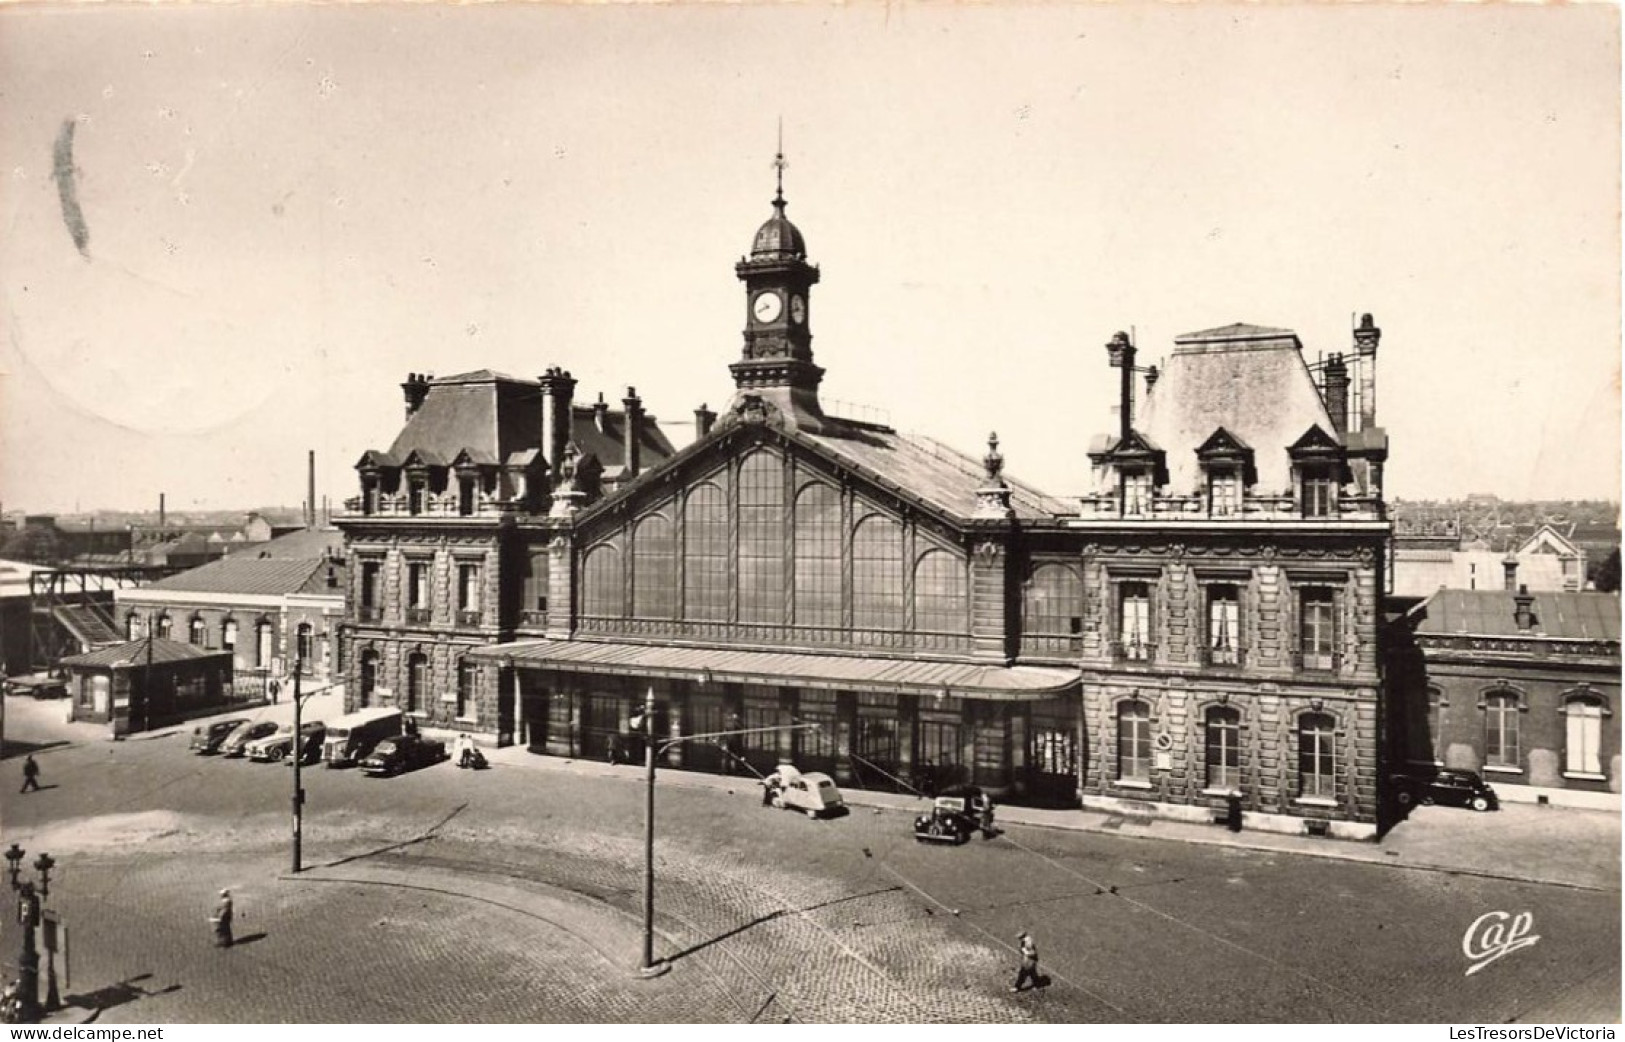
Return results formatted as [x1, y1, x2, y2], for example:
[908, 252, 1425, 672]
[730, 150, 826, 431]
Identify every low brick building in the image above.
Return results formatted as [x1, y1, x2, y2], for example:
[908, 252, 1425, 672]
[1391, 585, 1620, 809]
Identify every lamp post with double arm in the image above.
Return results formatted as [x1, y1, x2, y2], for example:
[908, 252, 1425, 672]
[637, 685, 817, 976]
[3, 844, 54, 1024]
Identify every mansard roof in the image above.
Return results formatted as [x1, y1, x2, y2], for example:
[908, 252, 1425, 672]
[372, 371, 677, 477]
[1138, 322, 1337, 493]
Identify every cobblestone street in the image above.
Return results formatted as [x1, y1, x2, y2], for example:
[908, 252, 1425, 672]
[0, 696, 1617, 1022]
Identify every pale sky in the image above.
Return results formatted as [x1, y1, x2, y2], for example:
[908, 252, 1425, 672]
[0, 3, 1618, 514]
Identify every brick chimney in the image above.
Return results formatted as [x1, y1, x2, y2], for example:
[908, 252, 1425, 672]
[622, 386, 643, 479]
[1323, 353, 1350, 435]
[402, 373, 432, 419]
[695, 403, 717, 439]
[1105, 331, 1136, 443]
[1353, 313, 1381, 432]
[1503, 553, 1519, 592]
[1513, 584, 1535, 632]
[537, 367, 577, 478]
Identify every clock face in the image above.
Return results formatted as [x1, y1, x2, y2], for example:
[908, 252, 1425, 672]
[752, 291, 783, 323]
[789, 295, 806, 325]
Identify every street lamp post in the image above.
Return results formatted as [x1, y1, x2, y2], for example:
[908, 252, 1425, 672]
[636, 687, 816, 976]
[3, 844, 54, 1024]
[291, 656, 305, 874]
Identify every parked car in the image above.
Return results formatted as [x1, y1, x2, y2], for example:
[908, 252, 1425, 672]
[220, 720, 280, 758]
[359, 734, 448, 777]
[8, 676, 67, 700]
[190, 717, 250, 755]
[772, 771, 845, 818]
[246, 722, 326, 764]
[914, 785, 997, 844]
[1395, 768, 1499, 812]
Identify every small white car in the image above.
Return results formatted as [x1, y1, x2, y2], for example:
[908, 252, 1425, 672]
[773, 771, 845, 818]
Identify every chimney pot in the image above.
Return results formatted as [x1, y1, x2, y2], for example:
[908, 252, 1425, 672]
[694, 403, 717, 439]
[1513, 584, 1536, 632]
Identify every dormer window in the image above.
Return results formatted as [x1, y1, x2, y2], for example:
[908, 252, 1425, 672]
[1209, 470, 1242, 516]
[408, 476, 427, 515]
[1301, 465, 1338, 518]
[458, 474, 476, 516]
[1122, 471, 1153, 516]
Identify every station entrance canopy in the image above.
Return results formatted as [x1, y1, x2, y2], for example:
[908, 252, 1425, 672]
[469, 640, 1079, 702]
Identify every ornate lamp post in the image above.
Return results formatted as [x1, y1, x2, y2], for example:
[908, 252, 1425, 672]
[4, 844, 54, 1023]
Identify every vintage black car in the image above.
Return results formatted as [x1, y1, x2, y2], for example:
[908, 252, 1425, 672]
[913, 785, 997, 844]
[189, 717, 250, 755]
[247, 722, 326, 764]
[1395, 768, 1499, 812]
[359, 734, 448, 777]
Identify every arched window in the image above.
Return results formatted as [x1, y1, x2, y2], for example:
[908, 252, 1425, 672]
[684, 483, 729, 622]
[295, 623, 314, 666]
[406, 652, 428, 713]
[913, 551, 966, 633]
[126, 612, 140, 640]
[737, 452, 784, 624]
[1298, 712, 1337, 798]
[582, 545, 622, 618]
[156, 614, 172, 640]
[189, 616, 209, 648]
[256, 620, 273, 668]
[793, 483, 842, 628]
[1484, 690, 1520, 769]
[1024, 564, 1083, 637]
[222, 618, 238, 652]
[1564, 695, 1605, 776]
[1205, 706, 1242, 790]
[1117, 700, 1151, 781]
[852, 514, 903, 630]
[632, 515, 676, 619]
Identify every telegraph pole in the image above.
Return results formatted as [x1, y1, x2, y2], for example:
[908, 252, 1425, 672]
[637, 692, 814, 976]
[291, 657, 305, 873]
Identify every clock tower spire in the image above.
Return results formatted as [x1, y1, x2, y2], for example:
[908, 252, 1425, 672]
[730, 141, 825, 432]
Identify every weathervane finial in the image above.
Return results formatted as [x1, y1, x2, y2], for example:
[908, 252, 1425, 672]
[772, 117, 787, 207]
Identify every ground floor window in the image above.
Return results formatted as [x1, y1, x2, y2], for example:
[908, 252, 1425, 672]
[1484, 691, 1520, 768]
[456, 659, 477, 720]
[1565, 697, 1604, 776]
[359, 650, 379, 705]
[1298, 712, 1336, 798]
[1116, 700, 1151, 781]
[406, 653, 428, 713]
[1205, 706, 1241, 790]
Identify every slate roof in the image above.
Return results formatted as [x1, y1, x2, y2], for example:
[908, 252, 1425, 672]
[800, 423, 1068, 521]
[60, 636, 228, 669]
[1136, 323, 1336, 494]
[239, 527, 343, 560]
[382, 372, 676, 476]
[145, 557, 328, 597]
[1415, 589, 1621, 642]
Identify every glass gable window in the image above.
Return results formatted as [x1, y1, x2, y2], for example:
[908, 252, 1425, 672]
[1118, 582, 1152, 660]
[583, 546, 622, 617]
[1117, 700, 1151, 781]
[793, 483, 842, 628]
[1206, 585, 1241, 665]
[852, 515, 904, 630]
[737, 452, 785, 625]
[1298, 712, 1336, 798]
[1024, 564, 1084, 637]
[632, 515, 675, 619]
[913, 551, 966, 633]
[1205, 706, 1242, 790]
[683, 484, 728, 622]
[1484, 691, 1520, 769]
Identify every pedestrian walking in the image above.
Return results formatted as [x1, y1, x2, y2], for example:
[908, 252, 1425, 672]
[210, 889, 234, 948]
[1011, 930, 1039, 992]
[19, 755, 40, 794]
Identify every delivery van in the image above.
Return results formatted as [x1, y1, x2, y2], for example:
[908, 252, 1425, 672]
[322, 707, 404, 767]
